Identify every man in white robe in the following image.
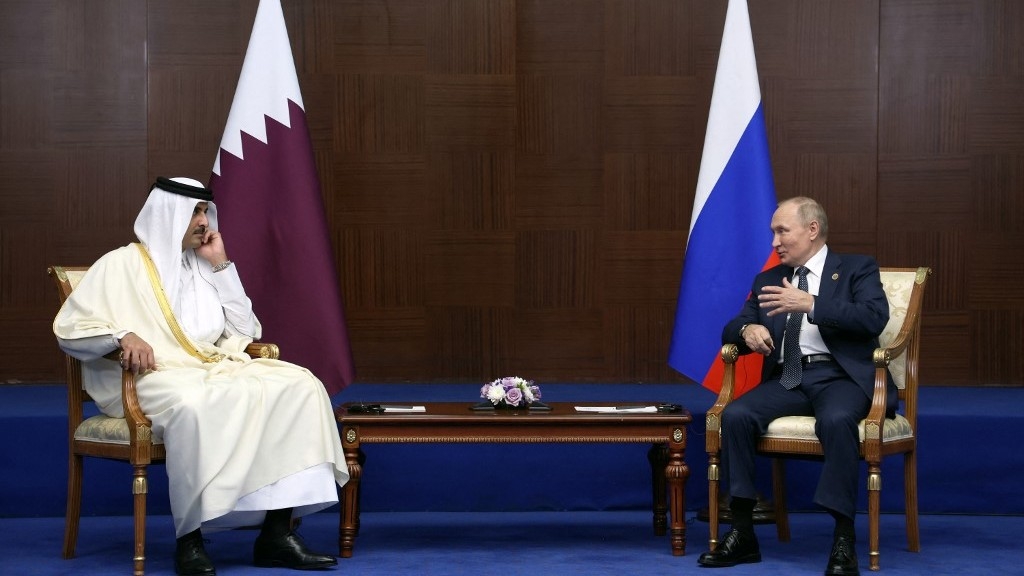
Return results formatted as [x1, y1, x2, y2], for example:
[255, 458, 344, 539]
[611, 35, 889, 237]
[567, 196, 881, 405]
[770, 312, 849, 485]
[53, 177, 348, 575]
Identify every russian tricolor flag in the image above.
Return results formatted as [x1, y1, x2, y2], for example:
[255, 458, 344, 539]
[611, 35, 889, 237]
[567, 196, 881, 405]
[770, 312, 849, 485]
[209, 0, 355, 395]
[668, 0, 778, 396]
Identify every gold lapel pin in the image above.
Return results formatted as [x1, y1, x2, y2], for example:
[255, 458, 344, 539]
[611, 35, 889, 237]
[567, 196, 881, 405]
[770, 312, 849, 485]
[832, 273, 839, 280]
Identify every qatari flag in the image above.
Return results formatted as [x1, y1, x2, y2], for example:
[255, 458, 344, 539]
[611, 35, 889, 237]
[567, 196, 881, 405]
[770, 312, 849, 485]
[208, 0, 354, 394]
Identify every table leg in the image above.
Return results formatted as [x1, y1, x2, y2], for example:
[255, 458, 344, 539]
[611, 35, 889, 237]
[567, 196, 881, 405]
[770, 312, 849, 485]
[665, 428, 689, 556]
[647, 443, 668, 536]
[355, 448, 366, 535]
[339, 431, 362, 558]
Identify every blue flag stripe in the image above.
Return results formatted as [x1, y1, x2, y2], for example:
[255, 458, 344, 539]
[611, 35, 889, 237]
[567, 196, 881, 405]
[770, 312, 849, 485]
[668, 104, 776, 382]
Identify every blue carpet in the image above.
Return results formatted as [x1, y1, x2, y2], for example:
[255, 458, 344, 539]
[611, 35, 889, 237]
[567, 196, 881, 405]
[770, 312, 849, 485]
[1, 511, 1021, 575]
[4, 383, 1024, 574]
[3, 383, 1024, 517]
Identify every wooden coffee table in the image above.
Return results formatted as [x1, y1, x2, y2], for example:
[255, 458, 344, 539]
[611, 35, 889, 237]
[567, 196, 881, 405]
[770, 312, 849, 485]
[335, 401, 691, 557]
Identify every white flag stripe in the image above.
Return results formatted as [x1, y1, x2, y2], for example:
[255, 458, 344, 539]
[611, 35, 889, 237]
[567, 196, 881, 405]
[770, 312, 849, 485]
[213, 0, 304, 175]
[689, 0, 762, 237]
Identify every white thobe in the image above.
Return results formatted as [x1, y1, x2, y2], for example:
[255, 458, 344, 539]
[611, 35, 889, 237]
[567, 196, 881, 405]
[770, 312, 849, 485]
[54, 243, 348, 537]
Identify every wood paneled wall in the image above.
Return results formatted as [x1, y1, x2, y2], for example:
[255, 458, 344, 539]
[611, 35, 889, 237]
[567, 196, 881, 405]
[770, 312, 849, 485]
[2, 1, 1021, 386]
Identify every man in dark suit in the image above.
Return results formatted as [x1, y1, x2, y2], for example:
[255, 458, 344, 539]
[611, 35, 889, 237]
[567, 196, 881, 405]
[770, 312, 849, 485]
[697, 197, 896, 576]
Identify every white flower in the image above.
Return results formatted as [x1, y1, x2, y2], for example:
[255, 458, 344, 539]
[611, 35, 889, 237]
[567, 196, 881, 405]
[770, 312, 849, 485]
[481, 376, 541, 407]
[522, 386, 536, 403]
[485, 384, 506, 403]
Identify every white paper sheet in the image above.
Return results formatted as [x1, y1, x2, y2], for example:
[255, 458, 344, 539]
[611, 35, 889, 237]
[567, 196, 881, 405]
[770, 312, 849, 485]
[574, 406, 658, 413]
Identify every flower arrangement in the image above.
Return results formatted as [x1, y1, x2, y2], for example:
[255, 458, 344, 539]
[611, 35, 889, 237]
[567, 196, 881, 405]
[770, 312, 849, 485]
[480, 376, 541, 408]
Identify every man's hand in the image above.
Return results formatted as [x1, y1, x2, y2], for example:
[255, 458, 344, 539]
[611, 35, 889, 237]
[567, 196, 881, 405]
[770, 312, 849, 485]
[741, 324, 775, 355]
[758, 276, 814, 317]
[195, 229, 229, 268]
[118, 332, 155, 374]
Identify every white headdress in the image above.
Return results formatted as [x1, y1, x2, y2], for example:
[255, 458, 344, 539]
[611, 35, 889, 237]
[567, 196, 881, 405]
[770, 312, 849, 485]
[133, 177, 219, 312]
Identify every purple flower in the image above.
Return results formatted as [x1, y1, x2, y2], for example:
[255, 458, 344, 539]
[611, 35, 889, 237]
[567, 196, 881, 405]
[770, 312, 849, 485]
[482, 377, 540, 407]
[504, 387, 524, 406]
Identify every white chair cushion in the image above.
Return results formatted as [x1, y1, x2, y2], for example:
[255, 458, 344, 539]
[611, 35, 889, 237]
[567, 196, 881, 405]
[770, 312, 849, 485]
[74, 414, 164, 445]
[764, 414, 913, 442]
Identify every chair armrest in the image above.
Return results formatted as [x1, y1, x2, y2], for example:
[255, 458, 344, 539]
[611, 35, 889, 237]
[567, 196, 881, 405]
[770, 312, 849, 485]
[706, 344, 740, 452]
[863, 321, 916, 456]
[245, 342, 280, 360]
[102, 350, 156, 457]
[120, 370, 150, 431]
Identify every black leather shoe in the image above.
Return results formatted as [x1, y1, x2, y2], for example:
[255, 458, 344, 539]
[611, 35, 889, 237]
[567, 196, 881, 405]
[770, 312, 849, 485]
[825, 535, 860, 576]
[175, 529, 216, 576]
[254, 531, 337, 570]
[697, 528, 761, 567]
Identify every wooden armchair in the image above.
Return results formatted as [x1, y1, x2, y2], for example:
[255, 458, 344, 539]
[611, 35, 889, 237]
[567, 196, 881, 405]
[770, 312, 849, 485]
[48, 265, 280, 576]
[704, 266, 930, 571]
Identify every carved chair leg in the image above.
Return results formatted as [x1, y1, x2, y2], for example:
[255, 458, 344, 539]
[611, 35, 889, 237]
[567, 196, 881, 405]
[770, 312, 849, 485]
[867, 462, 881, 571]
[132, 465, 149, 576]
[708, 454, 720, 551]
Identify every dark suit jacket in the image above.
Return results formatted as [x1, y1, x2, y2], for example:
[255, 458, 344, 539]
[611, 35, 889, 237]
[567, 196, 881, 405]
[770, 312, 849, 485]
[722, 250, 893, 402]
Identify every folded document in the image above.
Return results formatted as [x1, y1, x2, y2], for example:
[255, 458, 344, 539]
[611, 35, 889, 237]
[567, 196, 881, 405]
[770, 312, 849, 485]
[574, 406, 658, 413]
[381, 405, 426, 413]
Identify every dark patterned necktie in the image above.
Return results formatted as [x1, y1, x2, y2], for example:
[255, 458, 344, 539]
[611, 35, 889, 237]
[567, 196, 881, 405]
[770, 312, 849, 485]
[780, 266, 809, 390]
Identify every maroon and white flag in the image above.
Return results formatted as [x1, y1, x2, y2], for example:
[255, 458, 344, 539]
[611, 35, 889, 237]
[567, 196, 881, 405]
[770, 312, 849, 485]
[208, 0, 354, 395]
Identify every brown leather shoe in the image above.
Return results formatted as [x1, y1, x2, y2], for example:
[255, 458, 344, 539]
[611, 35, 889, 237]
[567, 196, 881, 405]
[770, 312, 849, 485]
[253, 530, 337, 570]
[825, 535, 860, 576]
[697, 528, 761, 567]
